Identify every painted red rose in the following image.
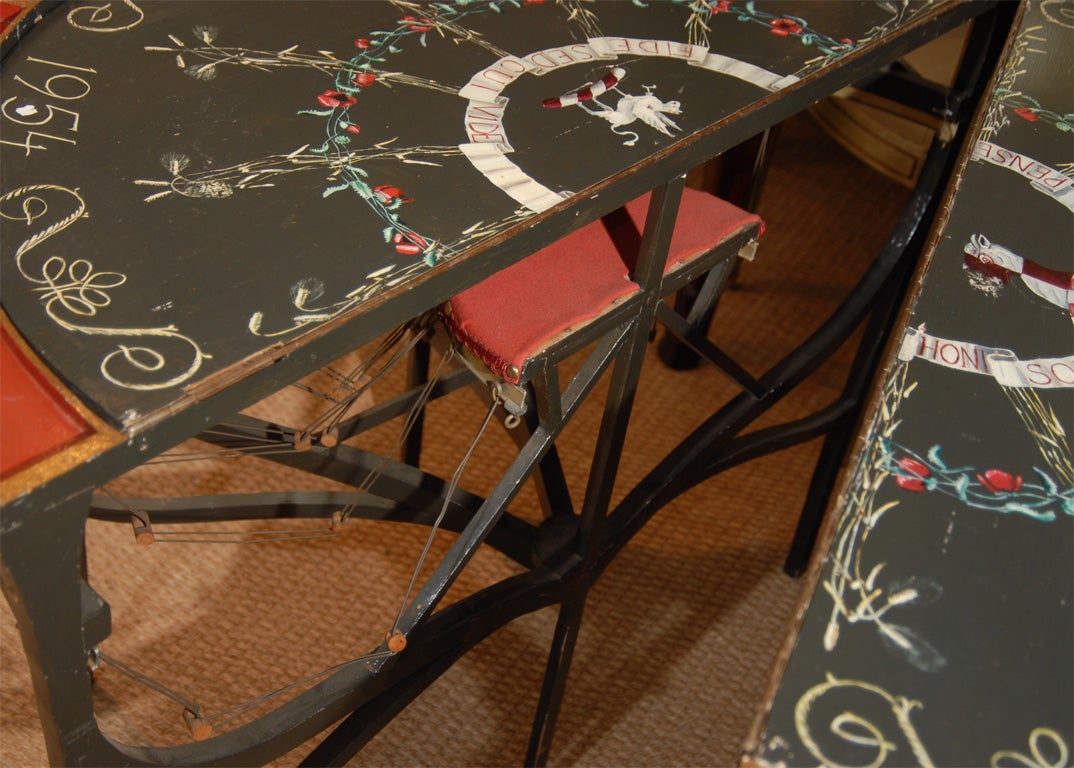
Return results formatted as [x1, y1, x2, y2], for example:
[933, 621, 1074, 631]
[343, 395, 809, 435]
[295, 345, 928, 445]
[353, 72, 377, 87]
[375, 185, 412, 204]
[354, 38, 371, 49]
[393, 231, 428, 255]
[895, 456, 930, 492]
[770, 18, 803, 36]
[977, 469, 1022, 493]
[401, 15, 434, 32]
[1013, 107, 1039, 122]
[317, 90, 357, 109]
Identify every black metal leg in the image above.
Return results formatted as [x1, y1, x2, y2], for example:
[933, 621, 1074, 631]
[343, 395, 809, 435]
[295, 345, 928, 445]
[783, 421, 856, 577]
[783, 250, 918, 577]
[0, 492, 117, 765]
[525, 179, 687, 766]
[525, 588, 586, 767]
[525, 334, 655, 766]
[782, 5, 1013, 577]
[404, 333, 431, 466]
[513, 380, 576, 520]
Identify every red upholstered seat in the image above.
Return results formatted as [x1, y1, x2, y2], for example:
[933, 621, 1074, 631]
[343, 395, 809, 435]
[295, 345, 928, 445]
[444, 189, 763, 384]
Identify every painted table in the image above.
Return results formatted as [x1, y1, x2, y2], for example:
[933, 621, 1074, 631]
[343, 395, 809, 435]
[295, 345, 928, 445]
[744, 2, 1074, 766]
[0, 1, 1005, 765]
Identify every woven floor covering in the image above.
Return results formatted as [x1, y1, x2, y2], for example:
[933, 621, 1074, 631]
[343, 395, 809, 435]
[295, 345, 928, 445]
[1, 113, 912, 767]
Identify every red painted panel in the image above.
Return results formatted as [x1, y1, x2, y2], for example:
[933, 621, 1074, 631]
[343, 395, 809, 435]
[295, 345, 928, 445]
[0, 325, 91, 479]
[0, 2, 24, 35]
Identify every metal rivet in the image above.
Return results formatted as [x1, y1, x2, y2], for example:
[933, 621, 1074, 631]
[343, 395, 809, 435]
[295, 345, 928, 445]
[505, 364, 520, 379]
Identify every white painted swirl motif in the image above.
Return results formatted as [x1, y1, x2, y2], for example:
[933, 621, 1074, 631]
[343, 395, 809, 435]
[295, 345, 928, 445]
[66, 1, 144, 33]
[794, 674, 935, 768]
[1, 184, 209, 393]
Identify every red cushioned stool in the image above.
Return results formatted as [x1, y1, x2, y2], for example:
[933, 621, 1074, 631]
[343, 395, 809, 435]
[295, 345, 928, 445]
[413, 186, 764, 522]
[442, 188, 764, 388]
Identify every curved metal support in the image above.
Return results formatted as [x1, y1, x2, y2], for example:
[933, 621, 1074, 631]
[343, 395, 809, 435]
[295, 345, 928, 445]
[596, 135, 960, 581]
[4, 489, 572, 767]
[3, 491, 389, 767]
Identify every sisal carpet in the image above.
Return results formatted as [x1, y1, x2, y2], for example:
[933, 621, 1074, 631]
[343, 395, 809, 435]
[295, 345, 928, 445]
[1, 112, 912, 767]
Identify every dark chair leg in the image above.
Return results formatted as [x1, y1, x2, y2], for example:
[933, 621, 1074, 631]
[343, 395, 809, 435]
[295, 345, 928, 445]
[519, 382, 576, 519]
[403, 334, 431, 466]
[525, 588, 587, 767]
[658, 126, 779, 370]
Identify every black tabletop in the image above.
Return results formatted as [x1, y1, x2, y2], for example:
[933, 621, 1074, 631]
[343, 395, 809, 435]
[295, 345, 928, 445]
[2, 0, 959, 430]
